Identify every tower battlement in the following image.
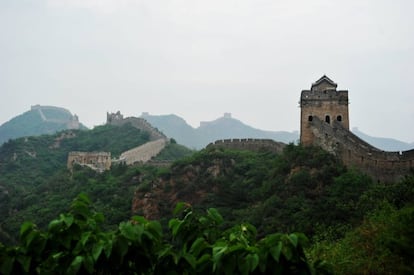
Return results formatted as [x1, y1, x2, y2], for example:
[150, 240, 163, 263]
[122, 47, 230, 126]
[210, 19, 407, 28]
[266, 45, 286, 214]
[300, 75, 349, 145]
[299, 75, 414, 182]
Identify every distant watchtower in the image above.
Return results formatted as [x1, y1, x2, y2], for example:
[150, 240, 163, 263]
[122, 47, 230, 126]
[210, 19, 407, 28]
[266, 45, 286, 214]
[300, 75, 349, 145]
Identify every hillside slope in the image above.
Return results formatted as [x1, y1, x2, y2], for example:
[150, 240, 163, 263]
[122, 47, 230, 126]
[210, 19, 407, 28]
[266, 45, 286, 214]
[0, 105, 87, 145]
[131, 145, 413, 238]
[0, 122, 193, 244]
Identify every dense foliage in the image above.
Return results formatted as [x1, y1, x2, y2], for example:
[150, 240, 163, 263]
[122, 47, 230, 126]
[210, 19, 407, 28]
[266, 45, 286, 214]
[1, 136, 413, 273]
[154, 145, 380, 238]
[0, 194, 325, 274]
[0, 124, 192, 244]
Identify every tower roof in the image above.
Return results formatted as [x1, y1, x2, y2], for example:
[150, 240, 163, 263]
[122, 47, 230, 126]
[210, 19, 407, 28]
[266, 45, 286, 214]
[311, 75, 337, 91]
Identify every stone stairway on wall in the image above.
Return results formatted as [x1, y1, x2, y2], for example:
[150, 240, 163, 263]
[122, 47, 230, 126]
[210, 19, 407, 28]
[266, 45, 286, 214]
[119, 138, 168, 165]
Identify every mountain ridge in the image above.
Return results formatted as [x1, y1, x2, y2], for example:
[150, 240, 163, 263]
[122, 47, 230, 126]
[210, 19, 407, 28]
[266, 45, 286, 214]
[141, 112, 413, 151]
[141, 113, 298, 149]
[1, 107, 412, 151]
[0, 105, 87, 145]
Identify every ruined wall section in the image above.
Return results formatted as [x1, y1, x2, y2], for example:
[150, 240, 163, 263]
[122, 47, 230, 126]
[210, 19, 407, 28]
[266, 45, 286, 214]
[309, 117, 414, 182]
[67, 152, 111, 173]
[31, 105, 80, 129]
[107, 112, 166, 141]
[207, 138, 286, 154]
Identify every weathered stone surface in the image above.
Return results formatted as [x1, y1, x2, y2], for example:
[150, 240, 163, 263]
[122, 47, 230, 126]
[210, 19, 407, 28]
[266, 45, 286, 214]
[67, 152, 111, 173]
[300, 76, 414, 182]
[300, 75, 349, 145]
[119, 138, 168, 165]
[106, 111, 165, 141]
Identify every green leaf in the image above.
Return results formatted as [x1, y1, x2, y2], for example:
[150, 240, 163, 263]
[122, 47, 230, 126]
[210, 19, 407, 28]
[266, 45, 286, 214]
[93, 212, 105, 223]
[24, 231, 39, 249]
[146, 221, 162, 240]
[103, 238, 113, 258]
[168, 218, 183, 237]
[80, 231, 92, 247]
[83, 255, 94, 274]
[189, 237, 208, 256]
[52, 252, 64, 260]
[246, 253, 259, 272]
[48, 219, 62, 233]
[20, 221, 34, 239]
[269, 242, 282, 262]
[158, 244, 173, 259]
[207, 208, 223, 224]
[282, 243, 293, 261]
[119, 222, 138, 241]
[61, 214, 74, 227]
[17, 255, 31, 273]
[196, 253, 211, 266]
[288, 234, 298, 247]
[131, 215, 148, 225]
[212, 244, 227, 266]
[183, 254, 196, 270]
[173, 202, 187, 216]
[77, 193, 91, 205]
[92, 241, 104, 261]
[68, 256, 83, 274]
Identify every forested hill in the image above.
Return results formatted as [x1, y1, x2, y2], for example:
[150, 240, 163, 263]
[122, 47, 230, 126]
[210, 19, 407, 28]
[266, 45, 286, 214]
[0, 135, 413, 272]
[0, 123, 193, 244]
[1, 142, 413, 273]
[0, 106, 88, 145]
[0, 123, 150, 180]
[131, 145, 413, 237]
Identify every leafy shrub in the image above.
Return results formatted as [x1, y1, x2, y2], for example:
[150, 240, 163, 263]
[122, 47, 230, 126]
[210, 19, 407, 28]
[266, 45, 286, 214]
[0, 194, 325, 274]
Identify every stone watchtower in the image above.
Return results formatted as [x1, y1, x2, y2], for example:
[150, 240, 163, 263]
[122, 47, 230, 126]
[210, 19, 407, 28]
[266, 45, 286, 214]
[300, 75, 349, 145]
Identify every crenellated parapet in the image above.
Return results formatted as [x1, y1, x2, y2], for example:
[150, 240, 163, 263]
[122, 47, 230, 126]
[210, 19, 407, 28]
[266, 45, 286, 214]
[299, 76, 414, 182]
[106, 111, 166, 141]
[309, 117, 414, 182]
[207, 138, 286, 154]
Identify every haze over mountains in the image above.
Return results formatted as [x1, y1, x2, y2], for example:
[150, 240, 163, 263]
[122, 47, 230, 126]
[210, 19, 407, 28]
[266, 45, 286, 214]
[141, 112, 298, 149]
[0, 105, 87, 145]
[0, 106, 413, 151]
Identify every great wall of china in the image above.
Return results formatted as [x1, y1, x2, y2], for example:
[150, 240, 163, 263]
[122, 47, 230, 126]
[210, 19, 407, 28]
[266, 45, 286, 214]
[309, 117, 414, 182]
[300, 76, 413, 182]
[208, 76, 413, 182]
[67, 76, 413, 181]
[67, 112, 169, 171]
[31, 105, 80, 129]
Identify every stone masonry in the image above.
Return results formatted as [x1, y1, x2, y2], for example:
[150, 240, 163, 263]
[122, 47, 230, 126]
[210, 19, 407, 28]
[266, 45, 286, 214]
[106, 111, 166, 141]
[300, 76, 414, 182]
[300, 75, 349, 145]
[67, 152, 111, 173]
[118, 138, 168, 165]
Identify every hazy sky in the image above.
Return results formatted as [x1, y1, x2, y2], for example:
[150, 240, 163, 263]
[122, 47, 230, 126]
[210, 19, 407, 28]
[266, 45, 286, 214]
[1, 0, 413, 142]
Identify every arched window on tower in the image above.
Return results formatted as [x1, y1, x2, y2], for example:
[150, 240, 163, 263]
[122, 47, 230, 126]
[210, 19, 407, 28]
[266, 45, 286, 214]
[337, 115, 342, 122]
[325, 115, 330, 124]
[308, 115, 313, 122]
